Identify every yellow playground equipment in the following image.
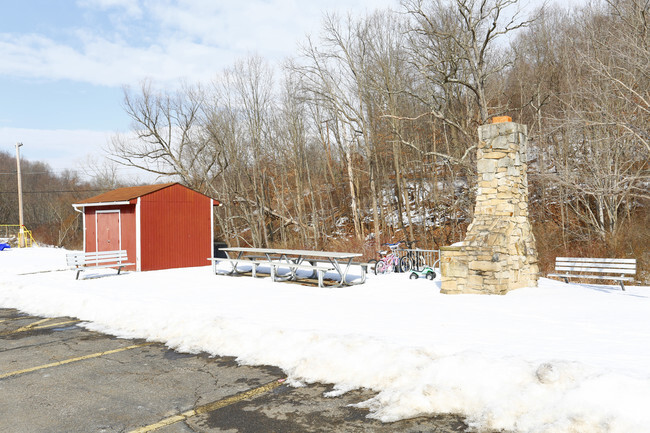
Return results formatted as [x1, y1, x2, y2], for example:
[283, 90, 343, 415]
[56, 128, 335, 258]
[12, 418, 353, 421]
[0, 224, 38, 247]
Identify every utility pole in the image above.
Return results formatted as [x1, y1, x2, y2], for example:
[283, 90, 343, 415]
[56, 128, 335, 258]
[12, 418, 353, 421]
[15, 142, 25, 248]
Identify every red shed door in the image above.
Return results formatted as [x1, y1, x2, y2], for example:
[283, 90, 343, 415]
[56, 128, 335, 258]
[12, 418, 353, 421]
[96, 211, 121, 252]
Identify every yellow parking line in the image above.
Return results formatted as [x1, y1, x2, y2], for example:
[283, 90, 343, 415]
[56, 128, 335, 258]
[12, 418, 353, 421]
[32, 320, 79, 330]
[0, 342, 155, 380]
[129, 378, 286, 433]
[14, 318, 51, 332]
[0, 319, 80, 337]
[0, 318, 51, 336]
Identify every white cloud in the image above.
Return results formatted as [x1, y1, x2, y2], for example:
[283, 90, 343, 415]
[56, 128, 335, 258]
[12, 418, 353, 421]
[0, 32, 230, 87]
[148, 0, 396, 56]
[0, 0, 397, 88]
[77, 0, 143, 18]
[0, 0, 396, 179]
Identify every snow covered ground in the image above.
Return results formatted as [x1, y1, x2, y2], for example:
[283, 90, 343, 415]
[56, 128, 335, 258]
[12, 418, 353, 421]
[1, 246, 649, 433]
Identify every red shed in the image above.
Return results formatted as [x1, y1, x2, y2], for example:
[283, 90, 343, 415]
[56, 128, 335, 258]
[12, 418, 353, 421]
[72, 183, 221, 271]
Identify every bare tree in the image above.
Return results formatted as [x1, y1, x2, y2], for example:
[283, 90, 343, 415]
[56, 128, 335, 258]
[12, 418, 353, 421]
[296, 15, 377, 242]
[404, 0, 536, 123]
[545, 0, 650, 244]
[582, 0, 650, 153]
[364, 10, 418, 241]
[510, 0, 649, 248]
[109, 80, 228, 193]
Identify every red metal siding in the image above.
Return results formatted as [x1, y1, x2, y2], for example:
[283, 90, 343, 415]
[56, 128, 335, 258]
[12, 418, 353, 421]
[84, 208, 96, 252]
[139, 184, 212, 271]
[84, 205, 137, 271]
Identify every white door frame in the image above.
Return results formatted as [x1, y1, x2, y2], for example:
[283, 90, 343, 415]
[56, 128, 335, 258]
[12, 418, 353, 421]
[135, 198, 141, 271]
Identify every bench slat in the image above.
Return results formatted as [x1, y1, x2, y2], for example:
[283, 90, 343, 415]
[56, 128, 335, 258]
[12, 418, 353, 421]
[548, 273, 634, 282]
[74, 262, 135, 268]
[555, 266, 636, 274]
[70, 262, 130, 268]
[68, 250, 127, 256]
[257, 261, 335, 271]
[68, 257, 126, 266]
[70, 255, 125, 259]
[556, 257, 636, 264]
[68, 256, 126, 262]
[220, 259, 261, 264]
[67, 256, 126, 262]
[67, 251, 127, 261]
[72, 255, 125, 260]
[77, 251, 126, 256]
[555, 262, 636, 270]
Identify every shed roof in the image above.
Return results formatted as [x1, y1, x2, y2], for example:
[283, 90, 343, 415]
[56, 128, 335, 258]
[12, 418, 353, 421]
[73, 182, 221, 206]
[75, 183, 176, 205]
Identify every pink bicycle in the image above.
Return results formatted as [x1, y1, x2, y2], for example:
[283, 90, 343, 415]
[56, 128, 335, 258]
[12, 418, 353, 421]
[373, 242, 401, 275]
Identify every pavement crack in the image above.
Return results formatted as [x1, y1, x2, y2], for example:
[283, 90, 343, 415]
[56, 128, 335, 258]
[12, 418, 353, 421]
[184, 420, 201, 432]
[0, 335, 80, 353]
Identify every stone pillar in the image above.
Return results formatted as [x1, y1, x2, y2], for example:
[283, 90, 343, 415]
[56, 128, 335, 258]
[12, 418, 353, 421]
[440, 118, 539, 295]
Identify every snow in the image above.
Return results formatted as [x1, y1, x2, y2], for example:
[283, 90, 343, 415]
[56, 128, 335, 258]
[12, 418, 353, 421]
[1, 246, 649, 433]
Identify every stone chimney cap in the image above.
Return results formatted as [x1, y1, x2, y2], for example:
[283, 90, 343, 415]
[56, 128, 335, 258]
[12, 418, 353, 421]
[491, 116, 512, 123]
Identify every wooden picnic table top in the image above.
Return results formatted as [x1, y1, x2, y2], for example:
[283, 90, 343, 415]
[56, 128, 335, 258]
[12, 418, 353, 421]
[221, 247, 361, 259]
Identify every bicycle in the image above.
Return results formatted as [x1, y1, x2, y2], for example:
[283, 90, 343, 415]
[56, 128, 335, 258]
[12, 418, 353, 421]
[398, 240, 427, 273]
[372, 242, 401, 275]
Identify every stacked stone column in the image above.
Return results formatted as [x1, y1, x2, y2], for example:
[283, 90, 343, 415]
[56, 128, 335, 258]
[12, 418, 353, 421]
[440, 120, 539, 295]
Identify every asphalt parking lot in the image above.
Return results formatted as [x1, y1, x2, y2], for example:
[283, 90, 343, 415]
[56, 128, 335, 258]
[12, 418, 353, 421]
[0, 307, 484, 433]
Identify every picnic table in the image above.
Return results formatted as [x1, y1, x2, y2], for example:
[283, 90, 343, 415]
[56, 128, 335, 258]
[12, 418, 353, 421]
[211, 247, 363, 287]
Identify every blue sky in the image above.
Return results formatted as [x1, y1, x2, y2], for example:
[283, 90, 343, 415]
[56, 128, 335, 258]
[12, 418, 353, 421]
[0, 0, 395, 179]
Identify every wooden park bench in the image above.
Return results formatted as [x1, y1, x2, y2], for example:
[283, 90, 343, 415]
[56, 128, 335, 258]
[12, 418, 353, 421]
[66, 250, 134, 280]
[547, 257, 637, 290]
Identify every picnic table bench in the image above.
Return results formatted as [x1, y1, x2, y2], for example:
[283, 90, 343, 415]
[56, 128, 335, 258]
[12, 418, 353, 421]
[66, 250, 134, 280]
[547, 257, 637, 290]
[260, 261, 335, 288]
[208, 247, 364, 287]
[215, 258, 263, 276]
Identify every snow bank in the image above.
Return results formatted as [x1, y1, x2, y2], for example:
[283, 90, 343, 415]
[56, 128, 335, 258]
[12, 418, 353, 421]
[1, 247, 649, 432]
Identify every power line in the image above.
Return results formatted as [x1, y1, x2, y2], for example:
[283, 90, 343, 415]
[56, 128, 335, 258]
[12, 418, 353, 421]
[0, 171, 57, 175]
[0, 169, 83, 176]
[0, 189, 106, 194]
[0, 167, 149, 175]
